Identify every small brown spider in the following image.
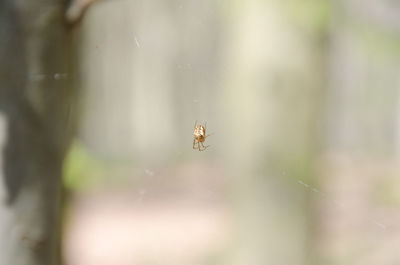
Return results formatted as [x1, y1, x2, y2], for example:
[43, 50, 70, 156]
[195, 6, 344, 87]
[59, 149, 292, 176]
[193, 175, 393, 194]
[193, 120, 211, 151]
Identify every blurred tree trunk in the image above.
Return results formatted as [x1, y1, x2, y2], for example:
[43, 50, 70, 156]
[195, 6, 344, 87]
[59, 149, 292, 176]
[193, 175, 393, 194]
[77, 0, 221, 162]
[0, 1, 84, 264]
[318, 1, 400, 264]
[221, 1, 325, 264]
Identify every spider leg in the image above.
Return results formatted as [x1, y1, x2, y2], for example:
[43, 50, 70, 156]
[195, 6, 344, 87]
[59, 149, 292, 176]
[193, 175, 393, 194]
[198, 140, 202, 151]
[200, 141, 210, 150]
[194, 120, 198, 129]
[193, 139, 197, 149]
[205, 133, 213, 139]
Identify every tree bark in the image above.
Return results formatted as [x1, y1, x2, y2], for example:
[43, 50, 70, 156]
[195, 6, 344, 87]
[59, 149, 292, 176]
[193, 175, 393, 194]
[0, 1, 82, 264]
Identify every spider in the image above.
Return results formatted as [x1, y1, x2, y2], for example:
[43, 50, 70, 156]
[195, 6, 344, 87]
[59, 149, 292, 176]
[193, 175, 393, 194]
[193, 120, 211, 151]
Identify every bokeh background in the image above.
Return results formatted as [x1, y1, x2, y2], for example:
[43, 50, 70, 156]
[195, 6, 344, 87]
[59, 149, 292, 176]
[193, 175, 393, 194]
[62, 0, 400, 264]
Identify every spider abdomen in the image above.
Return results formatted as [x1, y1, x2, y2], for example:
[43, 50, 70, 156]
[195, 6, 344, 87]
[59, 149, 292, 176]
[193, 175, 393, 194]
[193, 122, 210, 151]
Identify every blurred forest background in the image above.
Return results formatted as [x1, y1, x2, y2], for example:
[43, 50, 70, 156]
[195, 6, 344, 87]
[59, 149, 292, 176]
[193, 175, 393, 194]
[61, 0, 400, 264]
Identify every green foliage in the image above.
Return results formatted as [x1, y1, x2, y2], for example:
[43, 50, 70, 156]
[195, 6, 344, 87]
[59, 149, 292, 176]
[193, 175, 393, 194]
[62, 140, 108, 191]
[352, 21, 400, 58]
[373, 177, 400, 206]
[285, 0, 331, 34]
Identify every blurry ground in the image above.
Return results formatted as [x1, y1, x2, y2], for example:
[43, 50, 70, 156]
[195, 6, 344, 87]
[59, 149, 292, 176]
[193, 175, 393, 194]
[63, 156, 400, 265]
[315, 155, 400, 265]
[63, 161, 232, 265]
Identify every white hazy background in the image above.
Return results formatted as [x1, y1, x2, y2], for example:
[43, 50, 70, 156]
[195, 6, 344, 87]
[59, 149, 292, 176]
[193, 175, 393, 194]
[63, 1, 400, 265]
